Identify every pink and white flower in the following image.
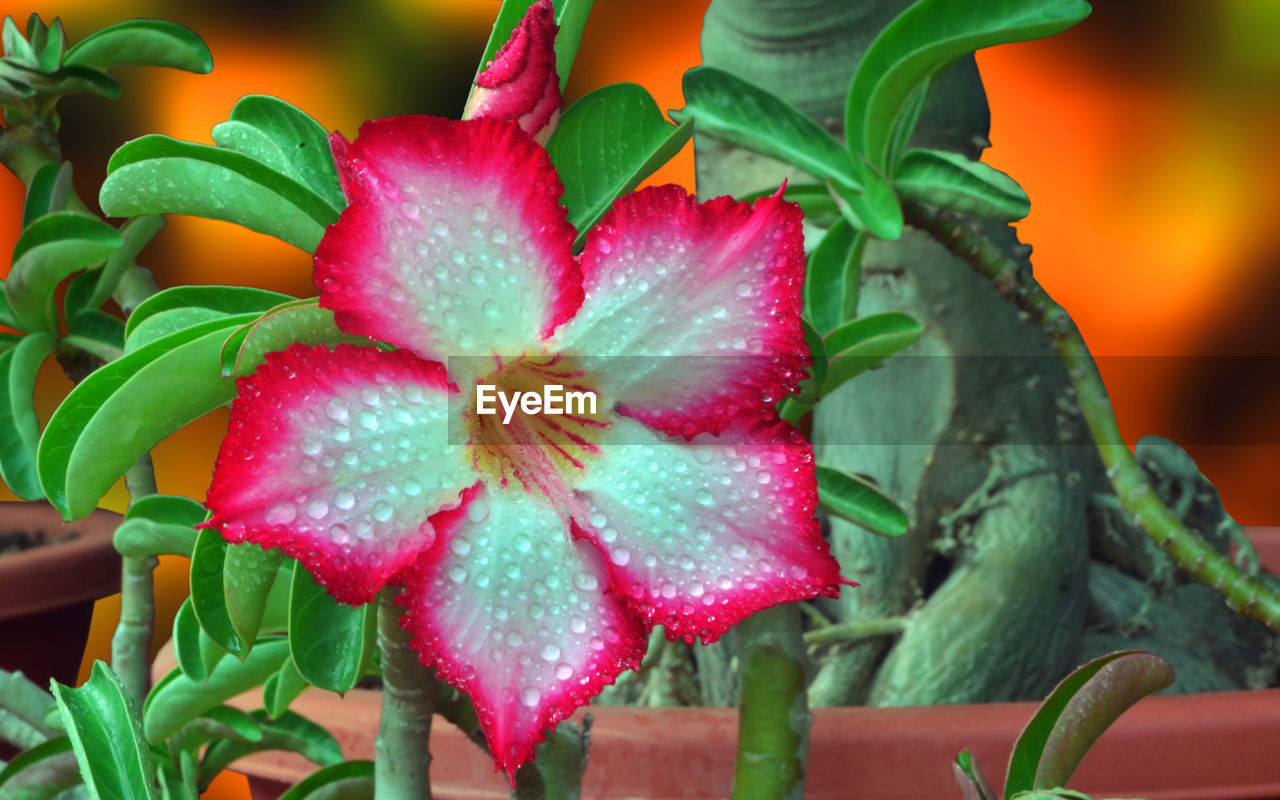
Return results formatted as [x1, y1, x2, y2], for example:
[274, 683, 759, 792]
[203, 111, 847, 777]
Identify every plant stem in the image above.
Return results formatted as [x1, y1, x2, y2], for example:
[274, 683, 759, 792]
[906, 202, 1280, 631]
[803, 615, 906, 648]
[375, 587, 434, 799]
[109, 455, 160, 710]
[731, 603, 810, 800]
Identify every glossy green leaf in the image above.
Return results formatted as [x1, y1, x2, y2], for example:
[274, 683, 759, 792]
[190, 527, 247, 658]
[80, 214, 166, 315]
[100, 136, 339, 252]
[546, 82, 692, 248]
[115, 493, 205, 558]
[278, 760, 374, 800]
[804, 218, 866, 335]
[124, 306, 231, 353]
[215, 95, 344, 211]
[225, 542, 284, 646]
[887, 79, 931, 174]
[170, 705, 263, 757]
[125, 285, 293, 341]
[674, 67, 861, 190]
[3, 16, 36, 65]
[126, 492, 207, 526]
[52, 661, 159, 800]
[33, 16, 64, 72]
[847, 0, 1091, 169]
[50, 64, 120, 99]
[1005, 651, 1173, 796]
[142, 639, 290, 743]
[5, 211, 122, 332]
[820, 311, 923, 397]
[0, 333, 53, 499]
[0, 290, 19, 330]
[828, 170, 903, 241]
[199, 709, 342, 790]
[219, 297, 365, 378]
[815, 466, 909, 537]
[0, 734, 80, 799]
[63, 19, 212, 73]
[173, 597, 210, 681]
[953, 750, 997, 800]
[21, 162, 66, 228]
[895, 148, 1030, 220]
[37, 314, 255, 519]
[263, 657, 309, 719]
[70, 309, 125, 349]
[289, 567, 376, 693]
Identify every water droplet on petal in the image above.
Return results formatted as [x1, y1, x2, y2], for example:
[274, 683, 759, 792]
[266, 501, 296, 525]
[540, 643, 560, 662]
[521, 687, 541, 707]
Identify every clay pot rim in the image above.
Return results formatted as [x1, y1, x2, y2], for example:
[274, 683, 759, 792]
[0, 502, 123, 620]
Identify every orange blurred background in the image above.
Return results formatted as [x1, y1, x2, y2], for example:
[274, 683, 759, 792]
[2, 1, 1278, 796]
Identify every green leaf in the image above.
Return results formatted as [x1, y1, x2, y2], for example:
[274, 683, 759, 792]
[1005, 651, 1173, 796]
[777, 319, 826, 425]
[0, 290, 19, 330]
[886, 78, 931, 174]
[225, 542, 284, 646]
[115, 495, 205, 558]
[5, 211, 123, 332]
[68, 309, 126, 354]
[820, 311, 922, 397]
[126, 493, 207, 526]
[847, 0, 1091, 169]
[199, 709, 342, 790]
[21, 162, 66, 228]
[37, 314, 255, 519]
[289, 567, 376, 694]
[190, 527, 247, 658]
[173, 597, 211, 681]
[0, 332, 54, 500]
[170, 706, 263, 757]
[895, 148, 1030, 220]
[100, 136, 339, 252]
[63, 19, 212, 73]
[263, 657, 309, 719]
[219, 297, 366, 378]
[0, 735, 80, 799]
[815, 466, 909, 537]
[953, 750, 997, 800]
[277, 760, 374, 800]
[142, 639, 291, 743]
[552, 0, 595, 91]
[33, 16, 64, 73]
[827, 170, 903, 241]
[50, 65, 120, 99]
[674, 66, 861, 190]
[804, 218, 866, 334]
[124, 307, 233, 353]
[80, 214, 166, 315]
[216, 95, 345, 211]
[547, 83, 691, 248]
[52, 661, 159, 800]
[125, 285, 293, 342]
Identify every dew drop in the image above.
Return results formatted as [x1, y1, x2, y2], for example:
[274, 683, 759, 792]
[335, 489, 356, 510]
[520, 687, 541, 707]
[467, 499, 490, 523]
[555, 663, 574, 681]
[451, 537, 472, 556]
[610, 546, 631, 566]
[373, 501, 394, 523]
[448, 565, 467, 583]
[695, 489, 714, 507]
[574, 571, 599, 591]
[305, 499, 330, 520]
[729, 542, 748, 559]
[266, 501, 296, 525]
[540, 643, 561, 662]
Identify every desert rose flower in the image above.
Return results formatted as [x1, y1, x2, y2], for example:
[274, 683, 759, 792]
[203, 113, 847, 778]
[463, 0, 562, 142]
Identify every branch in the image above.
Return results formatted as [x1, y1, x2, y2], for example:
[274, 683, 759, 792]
[906, 202, 1280, 632]
[375, 587, 435, 799]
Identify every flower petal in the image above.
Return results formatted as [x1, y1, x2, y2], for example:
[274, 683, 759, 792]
[204, 343, 475, 604]
[398, 483, 645, 779]
[552, 184, 808, 438]
[314, 116, 582, 366]
[463, 0, 562, 143]
[572, 415, 847, 644]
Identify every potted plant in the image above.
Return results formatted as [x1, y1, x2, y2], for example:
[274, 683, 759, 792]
[1, 2, 1277, 799]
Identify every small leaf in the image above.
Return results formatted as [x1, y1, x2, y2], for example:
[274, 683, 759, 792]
[114, 519, 201, 559]
[63, 19, 212, 73]
[124, 307, 233, 353]
[827, 170, 903, 241]
[5, 211, 123, 332]
[69, 309, 126, 352]
[552, 0, 595, 91]
[52, 661, 159, 800]
[125, 492, 207, 526]
[219, 95, 345, 210]
[546, 82, 692, 248]
[0, 333, 54, 500]
[815, 466, 909, 537]
[674, 66, 862, 190]
[100, 135, 339, 252]
[199, 709, 342, 790]
[21, 162, 66, 228]
[3, 16, 36, 65]
[847, 0, 1091, 169]
[0, 735, 80, 798]
[225, 542, 285, 646]
[50, 65, 121, 99]
[289, 567, 376, 694]
[887, 78, 931, 173]
[804, 218, 867, 334]
[820, 311, 923, 397]
[37, 314, 255, 519]
[953, 750, 997, 800]
[895, 148, 1030, 220]
[173, 597, 210, 681]
[1005, 651, 1174, 797]
[277, 760, 374, 800]
[190, 527, 247, 658]
[218, 297, 366, 378]
[263, 657, 309, 719]
[34, 16, 64, 72]
[142, 639, 291, 743]
[78, 214, 166, 315]
[169, 706, 263, 756]
[125, 285, 293, 342]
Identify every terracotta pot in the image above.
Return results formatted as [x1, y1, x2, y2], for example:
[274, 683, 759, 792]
[212, 528, 1280, 799]
[0, 502, 122, 689]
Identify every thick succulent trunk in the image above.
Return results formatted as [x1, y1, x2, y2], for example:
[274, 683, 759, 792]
[696, 0, 1097, 706]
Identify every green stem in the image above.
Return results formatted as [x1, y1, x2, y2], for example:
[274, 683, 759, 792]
[111, 456, 159, 710]
[375, 588, 435, 799]
[731, 603, 810, 800]
[906, 202, 1280, 632]
[802, 615, 906, 648]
